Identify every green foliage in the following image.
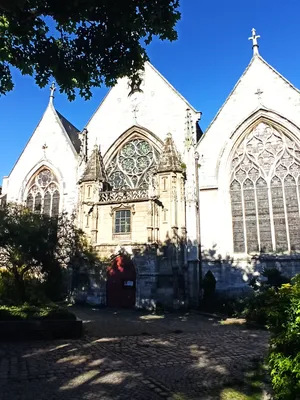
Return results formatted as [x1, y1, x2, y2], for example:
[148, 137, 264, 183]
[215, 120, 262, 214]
[200, 292, 248, 317]
[243, 268, 291, 326]
[0, 0, 180, 100]
[0, 204, 62, 301]
[249, 268, 290, 291]
[0, 304, 76, 321]
[266, 275, 300, 400]
[242, 288, 277, 326]
[0, 203, 99, 303]
[0, 270, 19, 304]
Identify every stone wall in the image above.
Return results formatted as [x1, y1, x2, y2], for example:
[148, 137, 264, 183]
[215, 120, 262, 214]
[202, 254, 300, 294]
[3, 103, 78, 214]
[133, 247, 188, 310]
[72, 243, 194, 310]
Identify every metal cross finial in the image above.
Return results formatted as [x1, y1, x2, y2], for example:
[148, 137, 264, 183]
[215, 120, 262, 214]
[42, 143, 48, 157]
[49, 82, 56, 102]
[255, 88, 263, 104]
[248, 28, 260, 56]
[132, 104, 139, 124]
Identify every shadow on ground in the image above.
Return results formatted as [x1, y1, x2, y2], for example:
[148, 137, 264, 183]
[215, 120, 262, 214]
[0, 307, 271, 400]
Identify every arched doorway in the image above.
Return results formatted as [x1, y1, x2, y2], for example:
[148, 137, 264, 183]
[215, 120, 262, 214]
[106, 255, 136, 308]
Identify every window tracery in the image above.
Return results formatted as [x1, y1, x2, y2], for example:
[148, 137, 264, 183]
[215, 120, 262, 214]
[25, 168, 60, 217]
[230, 122, 300, 253]
[106, 138, 160, 190]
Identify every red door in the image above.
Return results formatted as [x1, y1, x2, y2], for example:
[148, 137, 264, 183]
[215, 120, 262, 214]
[106, 255, 136, 308]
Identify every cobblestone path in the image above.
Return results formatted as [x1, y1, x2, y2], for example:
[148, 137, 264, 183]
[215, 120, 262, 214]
[0, 309, 269, 400]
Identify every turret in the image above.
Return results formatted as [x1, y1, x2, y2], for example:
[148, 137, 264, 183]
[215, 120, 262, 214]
[78, 144, 110, 243]
[155, 133, 186, 243]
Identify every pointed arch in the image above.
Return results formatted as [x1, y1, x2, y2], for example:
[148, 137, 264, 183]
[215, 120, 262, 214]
[104, 126, 163, 190]
[228, 118, 300, 254]
[24, 166, 61, 217]
[19, 160, 64, 202]
[104, 125, 163, 164]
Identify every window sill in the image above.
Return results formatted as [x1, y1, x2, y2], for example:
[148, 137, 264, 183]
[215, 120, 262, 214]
[113, 233, 131, 241]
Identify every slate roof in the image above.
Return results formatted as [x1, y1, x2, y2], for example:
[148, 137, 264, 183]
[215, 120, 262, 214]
[157, 133, 182, 173]
[56, 110, 81, 153]
[80, 145, 107, 183]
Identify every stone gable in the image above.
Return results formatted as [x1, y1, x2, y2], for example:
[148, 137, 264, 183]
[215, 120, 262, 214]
[5, 102, 79, 213]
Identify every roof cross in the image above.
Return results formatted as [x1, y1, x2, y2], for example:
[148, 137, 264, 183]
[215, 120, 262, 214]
[49, 82, 56, 103]
[255, 88, 263, 104]
[132, 104, 139, 124]
[42, 143, 48, 157]
[248, 28, 260, 56]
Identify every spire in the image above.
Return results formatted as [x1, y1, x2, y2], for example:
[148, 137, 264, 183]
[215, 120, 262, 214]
[157, 133, 182, 173]
[79, 128, 88, 163]
[184, 108, 195, 151]
[49, 82, 56, 104]
[80, 144, 108, 183]
[248, 28, 260, 56]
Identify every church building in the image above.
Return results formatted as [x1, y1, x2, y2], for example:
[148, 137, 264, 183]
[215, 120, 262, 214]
[2, 29, 300, 307]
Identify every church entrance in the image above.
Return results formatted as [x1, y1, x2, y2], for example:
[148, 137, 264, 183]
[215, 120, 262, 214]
[106, 255, 136, 308]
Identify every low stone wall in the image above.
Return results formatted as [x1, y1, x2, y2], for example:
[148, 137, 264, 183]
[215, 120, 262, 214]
[0, 320, 83, 340]
[202, 254, 300, 294]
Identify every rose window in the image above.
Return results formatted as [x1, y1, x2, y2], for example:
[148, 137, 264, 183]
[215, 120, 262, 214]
[107, 139, 159, 189]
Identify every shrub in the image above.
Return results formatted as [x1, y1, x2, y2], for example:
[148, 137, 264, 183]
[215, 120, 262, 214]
[0, 304, 76, 321]
[0, 271, 19, 304]
[242, 288, 277, 326]
[200, 292, 248, 317]
[243, 268, 291, 326]
[267, 275, 300, 399]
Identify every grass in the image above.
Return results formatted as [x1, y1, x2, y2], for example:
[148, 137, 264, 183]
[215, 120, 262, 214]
[170, 362, 269, 400]
[0, 304, 76, 321]
[218, 362, 269, 400]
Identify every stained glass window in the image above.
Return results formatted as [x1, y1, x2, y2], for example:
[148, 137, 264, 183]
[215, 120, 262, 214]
[107, 138, 160, 190]
[26, 194, 34, 211]
[25, 168, 60, 217]
[43, 191, 51, 215]
[52, 191, 60, 217]
[230, 122, 300, 253]
[115, 210, 131, 233]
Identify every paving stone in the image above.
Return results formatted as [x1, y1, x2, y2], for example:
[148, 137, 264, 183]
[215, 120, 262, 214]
[0, 308, 269, 399]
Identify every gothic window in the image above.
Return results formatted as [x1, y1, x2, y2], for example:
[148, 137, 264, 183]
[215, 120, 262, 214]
[25, 168, 60, 217]
[114, 210, 131, 234]
[87, 186, 91, 198]
[26, 193, 33, 211]
[107, 138, 160, 190]
[52, 190, 60, 217]
[162, 177, 168, 191]
[230, 122, 300, 253]
[43, 191, 51, 215]
[163, 208, 168, 223]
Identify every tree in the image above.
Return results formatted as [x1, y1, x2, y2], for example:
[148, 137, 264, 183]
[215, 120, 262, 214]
[0, 0, 25, 12]
[0, 0, 180, 100]
[0, 204, 94, 302]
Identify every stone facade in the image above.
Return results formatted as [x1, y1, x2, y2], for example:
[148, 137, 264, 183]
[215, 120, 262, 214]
[3, 31, 300, 305]
[197, 39, 300, 292]
[2, 62, 201, 308]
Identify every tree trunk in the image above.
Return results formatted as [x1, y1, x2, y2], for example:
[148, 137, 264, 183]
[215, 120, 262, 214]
[13, 269, 25, 303]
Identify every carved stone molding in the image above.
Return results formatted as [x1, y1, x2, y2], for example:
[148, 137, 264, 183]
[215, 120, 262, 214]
[99, 188, 148, 204]
[109, 203, 136, 217]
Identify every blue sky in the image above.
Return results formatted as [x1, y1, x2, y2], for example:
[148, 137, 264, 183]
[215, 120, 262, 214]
[1, 0, 300, 178]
